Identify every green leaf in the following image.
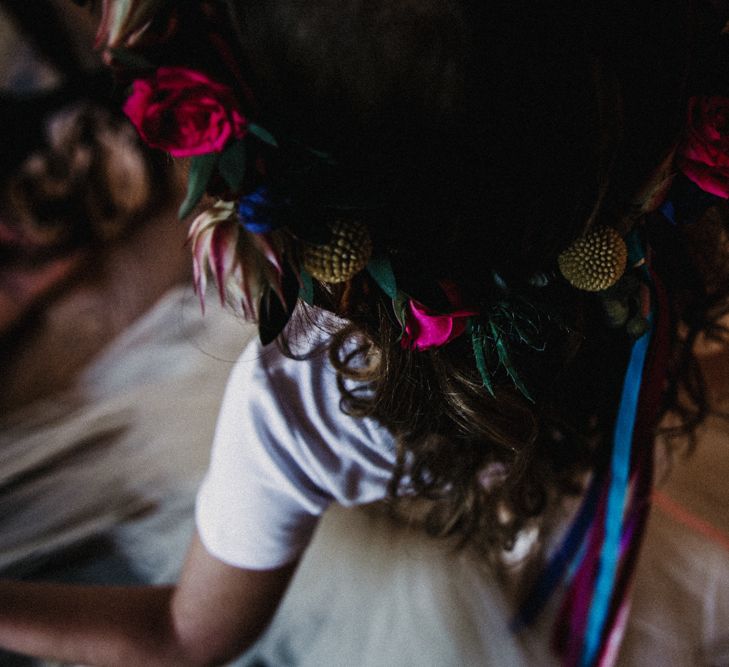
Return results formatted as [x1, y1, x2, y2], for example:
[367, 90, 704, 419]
[625, 228, 645, 266]
[366, 256, 397, 300]
[258, 265, 299, 346]
[178, 153, 218, 219]
[299, 270, 315, 305]
[218, 140, 247, 192]
[248, 123, 278, 148]
[490, 320, 533, 402]
[511, 318, 540, 348]
[470, 319, 495, 397]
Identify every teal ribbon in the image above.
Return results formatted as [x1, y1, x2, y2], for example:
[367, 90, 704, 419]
[579, 314, 653, 666]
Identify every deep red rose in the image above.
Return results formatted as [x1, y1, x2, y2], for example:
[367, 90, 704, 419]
[678, 96, 729, 198]
[123, 67, 248, 158]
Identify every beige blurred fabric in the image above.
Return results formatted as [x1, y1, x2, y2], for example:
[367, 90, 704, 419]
[0, 288, 253, 583]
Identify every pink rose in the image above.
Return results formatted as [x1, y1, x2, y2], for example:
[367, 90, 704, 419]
[678, 96, 729, 198]
[401, 282, 477, 351]
[123, 67, 248, 158]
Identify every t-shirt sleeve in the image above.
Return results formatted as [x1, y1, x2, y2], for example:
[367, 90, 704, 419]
[195, 338, 397, 570]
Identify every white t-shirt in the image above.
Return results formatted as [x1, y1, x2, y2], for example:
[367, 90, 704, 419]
[195, 335, 397, 569]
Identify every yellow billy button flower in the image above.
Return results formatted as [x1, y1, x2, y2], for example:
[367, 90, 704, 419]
[558, 226, 628, 292]
[301, 220, 373, 283]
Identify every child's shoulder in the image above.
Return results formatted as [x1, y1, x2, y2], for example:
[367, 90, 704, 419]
[197, 313, 396, 569]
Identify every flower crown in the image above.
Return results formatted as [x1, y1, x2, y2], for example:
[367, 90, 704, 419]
[97, 0, 729, 401]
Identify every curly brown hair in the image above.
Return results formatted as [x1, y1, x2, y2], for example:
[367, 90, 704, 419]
[237, 0, 727, 557]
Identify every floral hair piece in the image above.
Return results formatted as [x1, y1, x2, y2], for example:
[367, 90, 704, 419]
[98, 1, 729, 396]
[123, 71, 729, 400]
[103, 16, 396, 349]
[84, 3, 433, 343]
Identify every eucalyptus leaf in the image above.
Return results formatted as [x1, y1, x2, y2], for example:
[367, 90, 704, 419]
[178, 153, 218, 219]
[366, 256, 397, 300]
[249, 123, 279, 148]
[219, 140, 247, 192]
[490, 321, 534, 402]
[511, 317, 543, 349]
[299, 270, 315, 305]
[470, 320, 495, 397]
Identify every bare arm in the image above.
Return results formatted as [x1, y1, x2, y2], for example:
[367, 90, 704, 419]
[0, 533, 297, 667]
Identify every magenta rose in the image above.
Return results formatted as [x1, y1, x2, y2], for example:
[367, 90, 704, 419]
[678, 96, 729, 198]
[400, 301, 476, 350]
[400, 282, 477, 351]
[123, 67, 248, 158]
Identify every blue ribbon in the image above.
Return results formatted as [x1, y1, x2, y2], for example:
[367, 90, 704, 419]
[580, 314, 653, 667]
[659, 173, 723, 227]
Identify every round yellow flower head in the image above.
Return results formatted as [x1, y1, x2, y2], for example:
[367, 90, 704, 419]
[558, 226, 628, 292]
[302, 220, 373, 283]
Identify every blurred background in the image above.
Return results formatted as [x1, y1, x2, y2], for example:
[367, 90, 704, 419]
[0, 2, 253, 664]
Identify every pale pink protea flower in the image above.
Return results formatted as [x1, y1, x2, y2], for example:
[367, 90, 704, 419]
[187, 200, 285, 320]
[96, 0, 169, 49]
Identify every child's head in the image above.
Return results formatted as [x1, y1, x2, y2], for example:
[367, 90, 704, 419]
[231, 0, 689, 279]
[99, 0, 729, 554]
